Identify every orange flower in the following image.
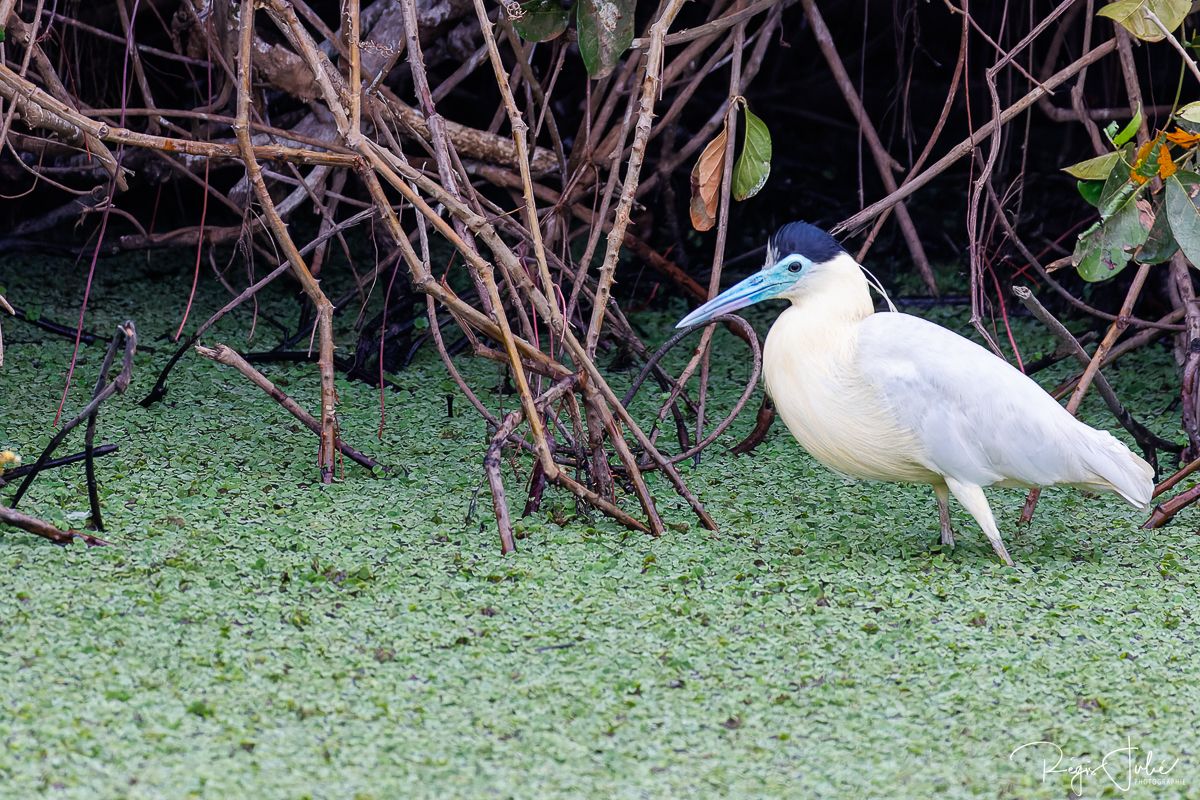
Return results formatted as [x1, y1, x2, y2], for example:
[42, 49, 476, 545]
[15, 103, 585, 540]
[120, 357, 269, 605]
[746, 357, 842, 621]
[1130, 139, 1177, 183]
[1165, 127, 1200, 147]
[1131, 140, 1155, 184]
[1159, 143, 1177, 178]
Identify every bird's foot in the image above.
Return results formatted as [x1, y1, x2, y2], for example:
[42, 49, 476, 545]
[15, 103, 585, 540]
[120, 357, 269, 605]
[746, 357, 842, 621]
[940, 528, 956, 548]
[987, 536, 1014, 567]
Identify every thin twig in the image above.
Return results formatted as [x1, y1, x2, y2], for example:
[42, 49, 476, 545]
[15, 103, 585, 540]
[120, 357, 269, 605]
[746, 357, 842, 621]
[801, 0, 937, 294]
[11, 321, 137, 509]
[836, 38, 1120, 234]
[194, 344, 380, 471]
[234, 0, 340, 483]
[0, 505, 111, 546]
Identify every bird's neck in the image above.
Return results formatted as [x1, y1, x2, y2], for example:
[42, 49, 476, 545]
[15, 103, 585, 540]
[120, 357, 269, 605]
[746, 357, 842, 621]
[783, 253, 876, 324]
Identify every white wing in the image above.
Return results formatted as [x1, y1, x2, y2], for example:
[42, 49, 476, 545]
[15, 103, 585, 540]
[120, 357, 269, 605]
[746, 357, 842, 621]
[855, 313, 1152, 503]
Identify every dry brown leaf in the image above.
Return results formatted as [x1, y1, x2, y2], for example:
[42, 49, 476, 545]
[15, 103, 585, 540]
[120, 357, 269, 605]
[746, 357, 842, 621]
[1136, 197, 1155, 230]
[689, 124, 728, 231]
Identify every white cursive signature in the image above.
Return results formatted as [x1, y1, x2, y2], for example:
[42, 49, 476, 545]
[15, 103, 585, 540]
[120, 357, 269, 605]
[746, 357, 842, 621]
[1010, 738, 1181, 796]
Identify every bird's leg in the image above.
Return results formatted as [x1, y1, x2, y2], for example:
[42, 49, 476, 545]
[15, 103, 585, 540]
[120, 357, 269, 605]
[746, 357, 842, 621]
[944, 478, 1014, 566]
[934, 483, 955, 547]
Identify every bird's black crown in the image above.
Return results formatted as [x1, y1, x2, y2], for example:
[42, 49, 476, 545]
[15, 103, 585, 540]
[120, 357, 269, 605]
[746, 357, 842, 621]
[768, 221, 847, 265]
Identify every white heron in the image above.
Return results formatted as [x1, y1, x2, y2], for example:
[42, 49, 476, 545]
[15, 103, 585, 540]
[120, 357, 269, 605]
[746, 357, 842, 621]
[677, 221, 1154, 565]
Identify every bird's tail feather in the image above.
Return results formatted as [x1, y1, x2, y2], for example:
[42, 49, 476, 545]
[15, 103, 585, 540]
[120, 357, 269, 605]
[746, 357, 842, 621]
[1082, 431, 1154, 509]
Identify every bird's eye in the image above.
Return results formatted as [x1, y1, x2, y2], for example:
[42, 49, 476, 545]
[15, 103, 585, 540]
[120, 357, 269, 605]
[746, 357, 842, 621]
[787, 262, 802, 273]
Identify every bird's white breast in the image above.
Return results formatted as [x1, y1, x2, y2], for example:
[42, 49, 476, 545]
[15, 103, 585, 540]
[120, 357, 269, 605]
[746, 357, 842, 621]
[763, 306, 938, 484]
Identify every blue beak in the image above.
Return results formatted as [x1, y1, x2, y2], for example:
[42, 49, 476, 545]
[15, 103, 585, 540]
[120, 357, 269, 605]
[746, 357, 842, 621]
[675, 269, 788, 329]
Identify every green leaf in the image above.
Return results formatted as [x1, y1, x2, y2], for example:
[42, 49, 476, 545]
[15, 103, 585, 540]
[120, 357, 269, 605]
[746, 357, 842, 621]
[1177, 101, 1200, 124]
[1075, 186, 1148, 281]
[1097, 0, 1190, 43]
[1062, 152, 1121, 180]
[1132, 139, 1167, 183]
[1165, 173, 1200, 267]
[1077, 180, 1106, 207]
[1074, 151, 1143, 278]
[732, 107, 772, 201]
[1097, 149, 1134, 214]
[1110, 107, 1142, 147]
[512, 0, 570, 42]
[1138, 203, 1178, 264]
[577, 0, 635, 79]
